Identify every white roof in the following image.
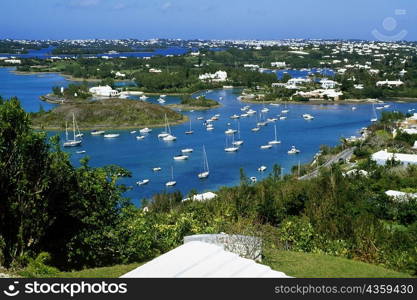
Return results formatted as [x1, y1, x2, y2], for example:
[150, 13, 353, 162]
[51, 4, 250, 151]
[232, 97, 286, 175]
[121, 241, 290, 278]
[182, 192, 217, 202]
[372, 150, 417, 164]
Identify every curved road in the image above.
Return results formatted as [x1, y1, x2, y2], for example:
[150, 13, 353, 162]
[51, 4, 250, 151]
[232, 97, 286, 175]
[299, 147, 356, 180]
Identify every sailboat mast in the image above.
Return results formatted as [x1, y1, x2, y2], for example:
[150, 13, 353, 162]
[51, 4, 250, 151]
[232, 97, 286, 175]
[65, 121, 68, 141]
[274, 125, 277, 140]
[72, 113, 76, 141]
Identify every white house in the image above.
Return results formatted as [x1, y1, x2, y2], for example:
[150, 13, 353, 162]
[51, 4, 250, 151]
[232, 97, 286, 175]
[4, 59, 21, 64]
[89, 85, 119, 97]
[182, 192, 217, 202]
[115, 71, 126, 78]
[320, 78, 338, 89]
[371, 150, 417, 166]
[149, 68, 162, 73]
[199, 70, 228, 82]
[287, 78, 310, 86]
[376, 79, 404, 88]
[271, 61, 286, 68]
[243, 64, 260, 70]
[120, 240, 290, 278]
[385, 190, 417, 202]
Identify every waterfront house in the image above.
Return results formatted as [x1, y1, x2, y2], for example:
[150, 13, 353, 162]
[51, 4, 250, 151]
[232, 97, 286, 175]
[320, 78, 338, 89]
[89, 85, 120, 97]
[271, 61, 286, 68]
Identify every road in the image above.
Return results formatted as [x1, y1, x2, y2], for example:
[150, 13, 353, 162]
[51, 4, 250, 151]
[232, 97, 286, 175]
[298, 147, 356, 180]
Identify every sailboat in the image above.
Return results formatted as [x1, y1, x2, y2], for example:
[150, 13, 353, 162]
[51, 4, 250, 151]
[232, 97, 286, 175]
[165, 166, 176, 187]
[224, 136, 239, 152]
[185, 119, 194, 134]
[268, 125, 281, 145]
[162, 115, 177, 141]
[233, 120, 244, 146]
[63, 113, 82, 147]
[370, 104, 378, 122]
[198, 146, 210, 179]
[74, 117, 84, 138]
[158, 114, 170, 138]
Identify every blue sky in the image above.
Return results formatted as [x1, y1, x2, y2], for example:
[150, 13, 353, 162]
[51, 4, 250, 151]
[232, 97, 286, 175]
[1, 0, 417, 40]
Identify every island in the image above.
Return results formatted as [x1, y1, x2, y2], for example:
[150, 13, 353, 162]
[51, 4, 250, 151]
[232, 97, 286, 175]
[30, 98, 186, 130]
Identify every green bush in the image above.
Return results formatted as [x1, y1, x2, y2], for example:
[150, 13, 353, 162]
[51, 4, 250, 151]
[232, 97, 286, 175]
[18, 252, 59, 278]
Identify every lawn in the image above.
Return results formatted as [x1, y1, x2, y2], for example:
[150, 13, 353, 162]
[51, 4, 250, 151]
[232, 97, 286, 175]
[57, 262, 144, 278]
[263, 249, 412, 278]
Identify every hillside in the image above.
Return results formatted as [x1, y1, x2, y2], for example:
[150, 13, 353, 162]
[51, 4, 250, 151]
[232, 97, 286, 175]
[30, 98, 186, 130]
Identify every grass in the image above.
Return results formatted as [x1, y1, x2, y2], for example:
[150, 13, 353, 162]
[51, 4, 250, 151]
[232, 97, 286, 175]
[30, 98, 186, 130]
[57, 262, 144, 278]
[263, 249, 413, 278]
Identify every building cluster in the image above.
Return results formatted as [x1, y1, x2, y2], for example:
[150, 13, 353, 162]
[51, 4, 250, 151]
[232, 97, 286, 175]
[198, 70, 228, 82]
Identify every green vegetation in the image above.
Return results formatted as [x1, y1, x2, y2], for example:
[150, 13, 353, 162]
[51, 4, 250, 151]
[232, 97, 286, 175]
[180, 95, 219, 108]
[1, 99, 416, 278]
[264, 249, 412, 278]
[30, 98, 185, 130]
[57, 262, 144, 278]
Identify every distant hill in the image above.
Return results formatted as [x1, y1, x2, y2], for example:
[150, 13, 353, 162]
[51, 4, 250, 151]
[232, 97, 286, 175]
[30, 98, 186, 130]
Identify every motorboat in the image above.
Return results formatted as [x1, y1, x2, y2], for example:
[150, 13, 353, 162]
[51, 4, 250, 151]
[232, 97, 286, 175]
[140, 127, 152, 134]
[104, 134, 120, 138]
[173, 155, 189, 160]
[288, 146, 300, 154]
[136, 179, 150, 186]
[181, 148, 194, 153]
[91, 130, 105, 135]
[258, 166, 267, 172]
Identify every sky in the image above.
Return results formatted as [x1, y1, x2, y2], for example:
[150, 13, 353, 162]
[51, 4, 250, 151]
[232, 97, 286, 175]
[1, 0, 417, 41]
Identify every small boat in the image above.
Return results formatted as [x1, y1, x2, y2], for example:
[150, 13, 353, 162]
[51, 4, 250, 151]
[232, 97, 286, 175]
[130, 130, 137, 134]
[270, 103, 280, 106]
[261, 107, 269, 113]
[266, 118, 277, 122]
[257, 122, 267, 127]
[163, 134, 177, 141]
[104, 134, 120, 138]
[288, 146, 300, 154]
[268, 125, 281, 145]
[139, 95, 148, 101]
[279, 116, 287, 120]
[166, 166, 176, 187]
[233, 120, 244, 146]
[260, 144, 272, 149]
[247, 109, 256, 115]
[157, 98, 166, 104]
[303, 114, 314, 120]
[136, 135, 145, 140]
[351, 106, 357, 111]
[370, 104, 378, 122]
[224, 136, 239, 152]
[185, 119, 194, 134]
[198, 145, 210, 179]
[376, 106, 384, 110]
[225, 128, 237, 135]
[197, 117, 204, 120]
[76, 150, 86, 154]
[384, 104, 390, 108]
[230, 114, 240, 119]
[181, 148, 193, 153]
[140, 127, 152, 134]
[240, 113, 249, 118]
[258, 166, 267, 172]
[152, 167, 162, 172]
[160, 94, 167, 98]
[207, 126, 214, 131]
[250, 177, 257, 183]
[251, 127, 261, 132]
[63, 114, 82, 147]
[281, 110, 289, 114]
[136, 179, 150, 186]
[91, 130, 105, 135]
[173, 155, 189, 160]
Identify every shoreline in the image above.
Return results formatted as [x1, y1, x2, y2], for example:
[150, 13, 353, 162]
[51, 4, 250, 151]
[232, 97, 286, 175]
[239, 97, 417, 105]
[167, 103, 222, 111]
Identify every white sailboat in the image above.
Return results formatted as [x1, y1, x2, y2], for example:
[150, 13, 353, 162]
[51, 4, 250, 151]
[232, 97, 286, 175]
[268, 125, 281, 145]
[233, 120, 244, 146]
[198, 145, 210, 179]
[165, 166, 176, 187]
[75, 117, 84, 138]
[91, 130, 105, 135]
[371, 104, 378, 122]
[185, 119, 194, 135]
[63, 113, 82, 147]
[224, 136, 239, 152]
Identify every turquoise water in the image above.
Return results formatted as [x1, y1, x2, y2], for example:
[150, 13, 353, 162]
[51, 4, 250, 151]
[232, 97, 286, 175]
[1, 67, 416, 205]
